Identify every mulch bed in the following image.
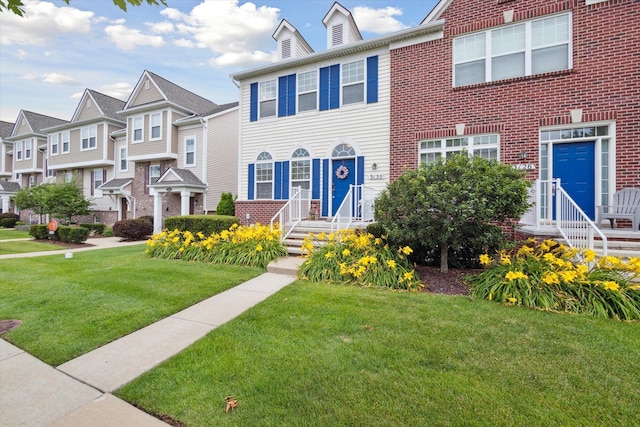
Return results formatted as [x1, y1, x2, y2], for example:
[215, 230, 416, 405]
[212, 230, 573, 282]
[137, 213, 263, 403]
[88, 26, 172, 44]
[0, 320, 22, 334]
[415, 265, 480, 296]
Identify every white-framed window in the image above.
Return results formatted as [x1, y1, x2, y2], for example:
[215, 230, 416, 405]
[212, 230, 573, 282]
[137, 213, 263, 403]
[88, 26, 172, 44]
[133, 116, 143, 142]
[419, 134, 499, 165]
[149, 164, 161, 185]
[185, 137, 195, 166]
[46, 160, 53, 178]
[259, 80, 277, 118]
[81, 126, 97, 150]
[119, 146, 128, 171]
[291, 148, 311, 190]
[65, 172, 73, 183]
[93, 169, 103, 192]
[29, 175, 35, 188]
[25, 139, 32, 159]
[453, 13, 571, 87]
[150, 112, 162, 140]
[255, 151, 273, 199]
[62, 131, 70, 153]
[342, 60, 365, 105]
[15, 140, 22, 160]
[50, 134, 59, 155]
[298, 71, 317, 112]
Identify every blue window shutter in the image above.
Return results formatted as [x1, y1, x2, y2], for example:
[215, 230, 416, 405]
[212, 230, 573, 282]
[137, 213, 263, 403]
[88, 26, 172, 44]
[322, 159, 329, 217]
[312, 158, 320, 199]
[278, 76, 287, 117]
[250, 83, 258, 122]
[274, 161, 282, 199]
[366, 56, 378, 104]
[248, 164, 255, 200]
[319, 67, 329, 111]
[357, 156, 365, 185]
[287, 74, 296, 116]
[282, 161, 290, 199]
[329, 64, 340, 109]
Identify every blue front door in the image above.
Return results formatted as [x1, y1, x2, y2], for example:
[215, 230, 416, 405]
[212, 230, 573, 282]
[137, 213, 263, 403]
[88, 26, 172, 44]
[553, 142, 595, 219]
[332, 158, 356, 215]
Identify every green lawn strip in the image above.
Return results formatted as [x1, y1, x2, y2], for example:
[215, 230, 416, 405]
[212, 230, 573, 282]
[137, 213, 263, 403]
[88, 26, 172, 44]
[117, 282, 640, 426]
[0, 245, 263, 365]
[0, 239, 63, 255]
[0, 229, 32, 241]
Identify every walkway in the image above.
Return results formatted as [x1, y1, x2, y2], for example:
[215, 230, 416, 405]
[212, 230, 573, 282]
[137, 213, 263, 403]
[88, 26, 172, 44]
[0, 237, 303, 426]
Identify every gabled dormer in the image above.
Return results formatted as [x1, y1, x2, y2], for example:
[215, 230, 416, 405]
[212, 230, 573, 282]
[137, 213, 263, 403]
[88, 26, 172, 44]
[71, 89, 126, 124]
[322, 2, 362, 49]
[272, 19, 314, 61]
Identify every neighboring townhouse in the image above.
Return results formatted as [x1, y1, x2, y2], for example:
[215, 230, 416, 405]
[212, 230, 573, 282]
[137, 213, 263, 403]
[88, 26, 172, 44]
[230, 2, 443, 226]
[390, 0, 640, 229]
[0, 120, 17, 213]
[5, 110, 68, 223]
[43, 89, 127, 225]
[100, 70, 238, 233]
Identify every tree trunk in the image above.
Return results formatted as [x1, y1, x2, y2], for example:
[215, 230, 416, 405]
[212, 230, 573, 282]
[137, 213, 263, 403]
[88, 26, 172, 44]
[440, 241, 448, 273]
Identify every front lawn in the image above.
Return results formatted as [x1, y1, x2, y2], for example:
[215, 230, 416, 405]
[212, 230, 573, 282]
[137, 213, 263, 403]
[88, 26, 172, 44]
[0, 229, 31, 240]
[0, 239, 64, 255]
[0, 245, 262, 365]
[117, 281, 640, 426]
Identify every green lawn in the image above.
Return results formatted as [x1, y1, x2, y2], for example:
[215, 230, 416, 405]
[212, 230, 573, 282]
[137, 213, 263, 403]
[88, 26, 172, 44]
[0, 229, 31, 240]
[117, 282, 640, 427]
[0, 239, 64, 255]
[0, 245, 263, 365]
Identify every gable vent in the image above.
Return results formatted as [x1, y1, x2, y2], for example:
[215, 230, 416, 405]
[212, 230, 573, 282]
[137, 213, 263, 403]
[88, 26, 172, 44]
[331, 24, 343, 47]
[282, 38, 291, 59]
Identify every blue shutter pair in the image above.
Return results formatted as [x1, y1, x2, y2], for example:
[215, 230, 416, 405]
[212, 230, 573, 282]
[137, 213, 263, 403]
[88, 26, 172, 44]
[274, 161, 290, 199]
[278, 75, 296, 117]
[319, 65, 340, 111]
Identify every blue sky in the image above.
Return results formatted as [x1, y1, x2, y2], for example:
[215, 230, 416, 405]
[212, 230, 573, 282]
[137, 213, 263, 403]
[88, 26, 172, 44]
[0, 0, 438, 123]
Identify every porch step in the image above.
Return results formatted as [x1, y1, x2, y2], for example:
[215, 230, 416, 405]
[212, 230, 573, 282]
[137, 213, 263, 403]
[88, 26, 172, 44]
[281, 220, 369, 255]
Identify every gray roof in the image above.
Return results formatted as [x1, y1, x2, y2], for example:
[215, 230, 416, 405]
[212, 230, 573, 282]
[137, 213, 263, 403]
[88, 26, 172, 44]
[87, 90, 126, 122]
[19, 111, 68, 135]
[156, 168, 206, 187]
[0, 121, 14, 139]
[99, 178, 132, 190]
[146, 71, 219, 116]
[0, 181, 21, 192]
[203, 101, 239, 117]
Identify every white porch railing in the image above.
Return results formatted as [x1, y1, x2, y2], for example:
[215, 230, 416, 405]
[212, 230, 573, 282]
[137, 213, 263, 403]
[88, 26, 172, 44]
[270, 187, 311, 241]
[532, 179, 607, 255]
[331, 184, 378, 231]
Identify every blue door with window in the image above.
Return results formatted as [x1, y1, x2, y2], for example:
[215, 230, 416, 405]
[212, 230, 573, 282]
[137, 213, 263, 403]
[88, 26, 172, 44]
[553, 142, 595, 219]
[332, 158, 356, 216]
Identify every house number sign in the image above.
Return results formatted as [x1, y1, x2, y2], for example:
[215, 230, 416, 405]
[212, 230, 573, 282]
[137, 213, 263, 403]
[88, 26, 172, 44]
[369, 174, 385, 180]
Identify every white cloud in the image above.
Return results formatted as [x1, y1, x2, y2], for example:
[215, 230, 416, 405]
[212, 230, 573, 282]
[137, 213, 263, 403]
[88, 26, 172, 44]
[17, 49, 28, 59]
[162, 0, 280, 67]
[100, 82, 133, 101]
[71, 91, 84, 99]
[0, 0, 94, 45]
[42, 73, 80, 85]
[105, 24, 165, 51]
[352, 6, 408, 34]
[174, 38, 195, 48]
[148, 21, 175, 34]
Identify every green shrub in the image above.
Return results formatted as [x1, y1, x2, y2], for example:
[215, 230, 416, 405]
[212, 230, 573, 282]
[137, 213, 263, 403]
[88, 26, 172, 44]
[366, 222, 386, 238]
[164, 215, 240, 236]
[138, 215, 154, 224]
[468, 239, 640, 320]
[16, 221, 25, 225]
[29, 224, 54, 240]
[1, 218, 18, 228]
[0, 212, 19, 221]
[103, 227, 114, 237]
[57, 226, 89, 243]
[113, 218, 153, 241]
[216, 192, 236, 216]
[79, 223, 106, 235]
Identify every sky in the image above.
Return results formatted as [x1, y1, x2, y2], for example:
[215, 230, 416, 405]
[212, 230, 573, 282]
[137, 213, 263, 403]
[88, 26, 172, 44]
[0, 0, 439, 124]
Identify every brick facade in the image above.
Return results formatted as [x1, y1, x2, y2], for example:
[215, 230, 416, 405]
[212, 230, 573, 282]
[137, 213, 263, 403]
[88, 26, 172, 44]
[390, 0, 640, 190]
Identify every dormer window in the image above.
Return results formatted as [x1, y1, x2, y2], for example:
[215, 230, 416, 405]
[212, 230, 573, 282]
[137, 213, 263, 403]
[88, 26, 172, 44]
[281, 39, 291, 59]
[331, 24, 343, 47]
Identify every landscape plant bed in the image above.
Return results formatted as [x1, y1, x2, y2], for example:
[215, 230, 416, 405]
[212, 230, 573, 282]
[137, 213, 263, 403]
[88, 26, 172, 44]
[117, 281, 640, 426]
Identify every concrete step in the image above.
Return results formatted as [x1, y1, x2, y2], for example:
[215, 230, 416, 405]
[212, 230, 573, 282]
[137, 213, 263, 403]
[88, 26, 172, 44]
[266, 256, 305, 276]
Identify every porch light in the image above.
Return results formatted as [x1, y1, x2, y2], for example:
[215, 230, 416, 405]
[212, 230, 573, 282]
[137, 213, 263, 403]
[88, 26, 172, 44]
[166, 187, 172, 192]
[519, 151, 528, 160]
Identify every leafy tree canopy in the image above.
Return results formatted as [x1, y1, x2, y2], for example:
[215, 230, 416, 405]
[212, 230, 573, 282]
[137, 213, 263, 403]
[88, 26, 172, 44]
[374, 154, 531, 273]
[0, 0, 167, 17]
[13, 181, 93, 224]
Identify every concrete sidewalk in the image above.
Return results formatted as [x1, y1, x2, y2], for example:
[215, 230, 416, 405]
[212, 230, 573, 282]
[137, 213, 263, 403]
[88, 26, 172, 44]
[0, 249, 304, 426]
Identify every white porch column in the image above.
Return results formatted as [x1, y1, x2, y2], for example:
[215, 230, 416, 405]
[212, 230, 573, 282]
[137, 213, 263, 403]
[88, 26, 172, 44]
[1, 196, 9, 213]
[180, 191, 190, 216]
[153, 192, 163, 234]
[117, 196, 123, 221]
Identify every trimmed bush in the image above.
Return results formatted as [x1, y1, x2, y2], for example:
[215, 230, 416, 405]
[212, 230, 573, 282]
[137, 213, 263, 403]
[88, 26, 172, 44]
[216, 192, 236, 216]
[366, 222, 386, 238]
[79, 223, 106, 235]
[113, 218, 153, 241]
[57, 226, 89, 243]
[29, 224, 55, 240]
[103, 227, 114, 237]
[164, 215, 240, 236]
[138, 215, 154, 224]
[0, 213, 19, 221]
[1, 218, 18, 228]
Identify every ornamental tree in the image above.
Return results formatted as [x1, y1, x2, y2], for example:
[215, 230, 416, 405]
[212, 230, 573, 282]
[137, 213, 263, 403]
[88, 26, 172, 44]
[374, 154, 531, 273]
[13, 181, 92, 224]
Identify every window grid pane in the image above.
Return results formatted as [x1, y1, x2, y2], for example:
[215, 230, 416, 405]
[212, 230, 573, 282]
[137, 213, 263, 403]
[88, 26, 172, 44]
[342, 61, 364, 85]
